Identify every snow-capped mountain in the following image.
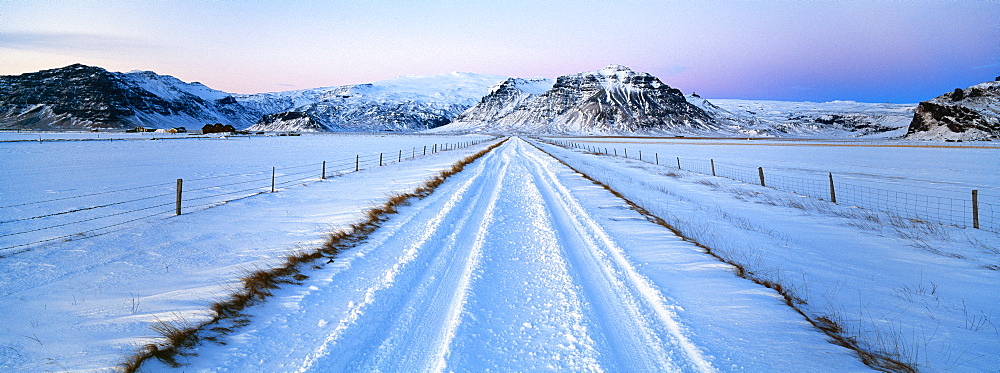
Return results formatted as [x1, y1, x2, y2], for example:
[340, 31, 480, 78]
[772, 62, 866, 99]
[440, 65, 729, 134]
[0, 64, 265, 129]
[453, 78, 554, 124]
[905, 79, 1000, 141]
[695, 97, 916, 138]
[0, 63, 975, 139]
[247, 72, 507, 132]
[0, 65, 505, 132]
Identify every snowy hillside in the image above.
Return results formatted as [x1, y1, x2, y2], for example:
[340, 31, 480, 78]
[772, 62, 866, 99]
[0, 65, 505, 132]
[906, 79, 1000, 141]
[253, 111, 329, 132]
[0, 64, 266, 130]
[122, 70, 232, 102]
[247, 72, 507, 133]
[699, 97, 916, 138]
[233, 87, 341, 117]
[439, 65, 735, 135]
[448, 78, 554, 126]
[437, 66, 916, 138]
[0, 63, 980, 139]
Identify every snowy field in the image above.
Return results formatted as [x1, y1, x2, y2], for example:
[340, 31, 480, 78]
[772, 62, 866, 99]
[0, 133, 494, 371]
[554, 137, 999, 196]
[0, 134, 997, 372]
[537, 139, 999, 372]
[554, 137, 1000, 231]
[0, 130, 215, 141]
[1, 133, 492, 255]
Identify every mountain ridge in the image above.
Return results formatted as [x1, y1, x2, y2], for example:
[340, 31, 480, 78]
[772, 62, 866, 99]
[439, 65, 734, 135]
[247, 72, 506, 132]
[2, 63, 990, 140]
[0, 64, 264, 129]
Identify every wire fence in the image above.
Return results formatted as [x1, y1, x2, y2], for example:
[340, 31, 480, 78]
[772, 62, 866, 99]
[548, 139, 998, 234]
[0, 138, 496, 257]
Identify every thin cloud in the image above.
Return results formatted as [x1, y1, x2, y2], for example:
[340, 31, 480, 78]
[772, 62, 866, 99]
[0, 31, 160, 53]
[973, 62, 1000, 70]
[664, 66, 689, 76]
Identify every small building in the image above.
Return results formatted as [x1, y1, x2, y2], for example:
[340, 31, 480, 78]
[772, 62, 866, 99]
[125, 126, 150, 133]
[202, 123, 236, 134]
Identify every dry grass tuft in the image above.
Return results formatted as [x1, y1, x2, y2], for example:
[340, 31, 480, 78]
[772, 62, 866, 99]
[695, 179, 718, 187]
[118, 138, 507, 372]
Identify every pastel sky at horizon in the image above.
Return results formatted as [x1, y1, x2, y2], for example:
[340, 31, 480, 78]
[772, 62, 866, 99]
[0, 0, 997, 103]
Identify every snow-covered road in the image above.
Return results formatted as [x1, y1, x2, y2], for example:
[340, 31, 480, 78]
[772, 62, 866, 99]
[161, 138, 869, 372]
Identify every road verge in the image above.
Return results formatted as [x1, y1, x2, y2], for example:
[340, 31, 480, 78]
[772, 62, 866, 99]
[120, 138, 509, 372]
[528, 138, 915, 373]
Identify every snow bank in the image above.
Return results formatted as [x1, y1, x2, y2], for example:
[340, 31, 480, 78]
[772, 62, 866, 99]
[536, 139, 1000, 372]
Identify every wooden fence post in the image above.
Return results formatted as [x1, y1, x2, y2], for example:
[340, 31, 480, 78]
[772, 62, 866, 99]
[398, 150, 402, 163]
[676, 157, 681, 170]
[973, 190, 980, 229]
[711, 159, 716, 176]
[625, 148, 628, 158]
[355, 155, 359, 171]
[639, 150, 642, 161]
[655, 153, 659, 165]
[829, 173, 837, 203]
[379, 153, 383, 167]
[271, 167, 275, 193]
[321, 161, 326, 180]
[423, 145, 427, 156]
[175, 178, 183, 215]
[758, 167, 766, 187]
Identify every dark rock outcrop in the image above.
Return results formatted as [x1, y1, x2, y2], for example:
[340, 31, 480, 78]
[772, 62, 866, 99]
[0, 64, 263, 129]
[249, 111, 328, 132]
[906, 81, 1000, 140]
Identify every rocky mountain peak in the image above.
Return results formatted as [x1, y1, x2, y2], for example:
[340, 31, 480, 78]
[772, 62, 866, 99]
[595, 64, 637, 77]
[552, 65, 670, 94]
[440, 65, 722, 134]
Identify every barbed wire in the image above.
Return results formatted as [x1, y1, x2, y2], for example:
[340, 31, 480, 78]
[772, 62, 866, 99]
[0, 200, 176, 239]
[0, 180, 175, 209]
[0, 208, 176, 256]
[0, 191, 175, 224]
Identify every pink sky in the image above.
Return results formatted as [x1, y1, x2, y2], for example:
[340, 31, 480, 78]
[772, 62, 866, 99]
[1, 0, 997, 103]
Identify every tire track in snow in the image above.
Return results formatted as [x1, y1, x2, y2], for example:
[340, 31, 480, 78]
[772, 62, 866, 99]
[185, 138, 722, 372]
[294, 147, 501, 372]
[517, 139, 717, 372]
[356, 148, 508, 371]
[442, 142, 603, 371]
